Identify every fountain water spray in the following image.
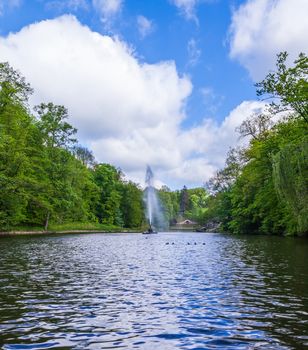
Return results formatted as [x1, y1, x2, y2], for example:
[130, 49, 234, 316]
[145, 166, 154, 225]
[144, 166, 166, 230]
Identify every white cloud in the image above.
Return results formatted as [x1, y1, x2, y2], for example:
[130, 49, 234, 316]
[0, 15, 190, 139]
[178, 100, 266, 168]
[137, 15, 154, 39]
[46, 0, 88, 12]
[91, 100, 267, 188]
[200, 87, 224, 114]
[229, 0, 308, 80]
[200, 87, 213, 99]
[0, 16, 265, 188]
[187, 38, 201, 67]
[92, 0, 122, 24]
[170, 0, 199, 22]
[0, 0, 22, 15]
[170, 0, 216, 23]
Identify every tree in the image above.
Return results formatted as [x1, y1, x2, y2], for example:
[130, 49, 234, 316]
[228, 117, 307, 235]
[0, 62, 33, 109]
[272, 123, 308, 235]
[119, 181, 144, 228]
[0, 62, 35, 229]
[72, 145, 95, 168]
[35, 103, 77, 149]
[205, 147, 246, 194]
[204, 148, 240, 230]
[0, 62, 145, 231]
[93, 164, 123, 225]
[202, 53, 308, 236]
[185, 187, 208, 223]
[179, 186, 189, 216]
[33, 103, 86, 229]
[158, 187, 180, 226]
[256, 52, 308, 122]
[236, 113, 274, 140]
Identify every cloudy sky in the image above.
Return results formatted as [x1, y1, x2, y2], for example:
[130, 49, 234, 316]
[0, 0, 307, 188]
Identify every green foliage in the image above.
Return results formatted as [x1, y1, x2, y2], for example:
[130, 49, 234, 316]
[35, 102, 77, 149]
[0, 62, 35, 229]
[0, 62, 146, 231]
[273, 135, 308, 235]
[229, 142, 283, 235]
[72, 145, 95, 168]
[185, 188, 208, 223]
[256, 52, 308, 122]
[93, 164, 123, 225]
[158, 186, 210, 226]
[205, 53, 308, 236]
[0, 62, 33, 107]
[179, 186, 189, 215]
[2, 53, 306, 236]
[158, 186, 180, 225]
[119, 181, 144, 228]
[209, 117, 307, 236]
[48, 222, 124, 232]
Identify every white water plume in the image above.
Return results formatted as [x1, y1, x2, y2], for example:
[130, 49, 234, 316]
[144, 166, 166, 230]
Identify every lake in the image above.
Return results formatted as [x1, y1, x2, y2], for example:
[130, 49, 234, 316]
[0, 232, 307, 349]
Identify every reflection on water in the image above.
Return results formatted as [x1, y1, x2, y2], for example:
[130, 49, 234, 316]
[0, 232, 307, 349]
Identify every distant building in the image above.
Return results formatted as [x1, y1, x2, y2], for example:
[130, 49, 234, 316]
[170, 218, 198, 231]
[177, 219, 197, 225]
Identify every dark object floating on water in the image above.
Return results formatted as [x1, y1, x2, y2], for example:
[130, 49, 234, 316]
[143, 225, 158, 235]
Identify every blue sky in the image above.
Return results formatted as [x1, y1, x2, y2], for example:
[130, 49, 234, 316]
[0, 0, 255, 123]
[0, 0, 307, 188]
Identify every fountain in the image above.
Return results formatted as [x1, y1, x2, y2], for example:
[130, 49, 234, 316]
[143, 166, 165, 234]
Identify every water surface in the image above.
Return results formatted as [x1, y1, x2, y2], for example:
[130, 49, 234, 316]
[0, 232, 307, 349]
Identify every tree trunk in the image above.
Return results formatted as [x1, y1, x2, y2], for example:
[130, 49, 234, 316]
[44, 211, 50, 231]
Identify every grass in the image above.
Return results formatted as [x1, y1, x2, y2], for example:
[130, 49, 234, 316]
[3, 226, 45, 232]
[0, 222, 143, 234]
[48, 222, 120, 232]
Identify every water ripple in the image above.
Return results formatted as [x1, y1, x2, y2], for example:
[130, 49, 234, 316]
[0, 232, 307, 349]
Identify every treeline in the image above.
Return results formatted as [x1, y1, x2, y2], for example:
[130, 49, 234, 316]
[204, 53, 308, 236]
[157, 186, 208, 226]
[0, 62, 145, 231]
[1, 53, 307, 236]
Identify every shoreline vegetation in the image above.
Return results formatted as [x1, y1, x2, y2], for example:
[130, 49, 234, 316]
[1, 228, 306, 238]
[0, 229, 142, 237]
[0, 223, 144, 236]
[0, 52, 307, 237]
[202, 52, 307, 237]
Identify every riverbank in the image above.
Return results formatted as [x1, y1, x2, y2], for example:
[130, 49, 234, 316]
[0, 223, 143, 237]
[0, 229, 143, 237]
